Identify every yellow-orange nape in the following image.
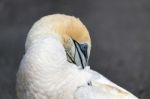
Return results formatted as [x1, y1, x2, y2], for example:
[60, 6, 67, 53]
[41, 14, 91, 46]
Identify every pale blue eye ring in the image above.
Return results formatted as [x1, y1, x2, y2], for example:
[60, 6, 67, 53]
[80, 44, 88, 51]
[79, 43, 88, 58]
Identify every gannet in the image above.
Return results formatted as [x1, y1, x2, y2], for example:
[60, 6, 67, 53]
[16, 14, 138, 99]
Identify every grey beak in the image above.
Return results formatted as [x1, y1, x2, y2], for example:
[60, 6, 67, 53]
[73, 40, 88, 69]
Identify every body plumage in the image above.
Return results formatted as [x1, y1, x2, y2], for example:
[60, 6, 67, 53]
[16, 14, 138, 99]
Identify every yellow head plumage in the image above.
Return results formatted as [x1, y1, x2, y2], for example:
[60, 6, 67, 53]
[26, 14, 91, 68]
[43, 14, 91, 46]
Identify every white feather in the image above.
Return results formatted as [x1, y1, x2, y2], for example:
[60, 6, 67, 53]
[17, 34, 138, 99]
[75, 68, 138, 99]
[17, 34, 91, 99]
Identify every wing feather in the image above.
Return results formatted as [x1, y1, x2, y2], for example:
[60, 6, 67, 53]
[75, 69, 138, 99]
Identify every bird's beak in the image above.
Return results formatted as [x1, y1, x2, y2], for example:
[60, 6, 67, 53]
[73, 40, 88, 69]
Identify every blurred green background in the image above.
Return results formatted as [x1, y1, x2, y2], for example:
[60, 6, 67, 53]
[0, 0, 150, 99]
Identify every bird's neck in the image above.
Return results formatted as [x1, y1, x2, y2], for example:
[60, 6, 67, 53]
[24, 34, 67, 72]
[17, 34, 92, 99]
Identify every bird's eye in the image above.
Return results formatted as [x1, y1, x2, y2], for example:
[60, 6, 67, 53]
[79, 43, 88, 59]
[80, 43, 88, 52]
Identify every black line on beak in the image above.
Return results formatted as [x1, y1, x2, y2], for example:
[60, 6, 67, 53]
[78, 43, 88, 63]
[73, 40, 84, 69]
[66, 52, 75, 64]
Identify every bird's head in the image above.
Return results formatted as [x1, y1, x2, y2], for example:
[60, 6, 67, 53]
[26, 14, 91, 68]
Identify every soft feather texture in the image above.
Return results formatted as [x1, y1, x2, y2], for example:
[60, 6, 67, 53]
[16, 14, 138, 99]
[17, 35, 92, 99]
[75, 69, 138, 99]
[25, 14, 91, 51]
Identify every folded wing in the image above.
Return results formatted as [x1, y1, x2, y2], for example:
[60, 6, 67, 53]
[75, 69, 138, 99]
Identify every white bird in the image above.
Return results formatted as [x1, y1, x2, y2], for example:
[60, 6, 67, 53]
[16, 14, 138, 99]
